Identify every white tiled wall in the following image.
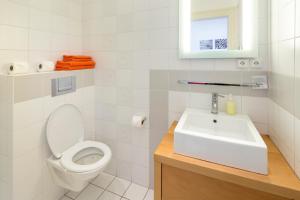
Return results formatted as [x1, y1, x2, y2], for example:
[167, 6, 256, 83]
[0, 0, 83, 74]
[11, 85, 95, 200]
[168, 91, 270, 134]
[269, 0, 300, 176]
[0, 75, 13, 200]
[82, 0, 269, 187]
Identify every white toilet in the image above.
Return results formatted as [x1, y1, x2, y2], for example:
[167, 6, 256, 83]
[46, 104, 112, 192]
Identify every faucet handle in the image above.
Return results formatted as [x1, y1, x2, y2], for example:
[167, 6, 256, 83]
[212, 93, 225, 98]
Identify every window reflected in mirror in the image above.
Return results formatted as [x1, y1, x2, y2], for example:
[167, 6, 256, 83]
[190, 0, 241, 52]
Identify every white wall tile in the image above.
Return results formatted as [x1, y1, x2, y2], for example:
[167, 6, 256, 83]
[13, 121, 45, 158]
[148, 8, 169, 29]
[0, 155, 9, 182]
[277, 39, 295, 76]
[96, 86, 116, 104]
[117, 161, 132, 181]
[188, 93, 211, 110]
[242, 96, 269, 124]
[13, 148, 44, 200]
[0, 180, 10, 200]
[117, 14, 134, 33]
[168, 91, 188, 113]
[132, 146, 148, 167]
[29, 30, 52, 51]
[116, 70, 133, 87]
[296, 0, 300, 37]
[117, 0, 133, 15]
[134, 0, 149, 11]
[278, 0, 295, 40]
[117, 106, 132, 125]
[13, 98, 45, 130]
[0, 1, 29, 27]
[131, 165, 149, 187]
[0, 26, 28, 50]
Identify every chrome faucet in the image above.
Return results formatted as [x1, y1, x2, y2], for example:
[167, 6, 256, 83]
[211, 93, 224, 114]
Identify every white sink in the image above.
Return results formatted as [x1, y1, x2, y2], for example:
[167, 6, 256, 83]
[174, 108, 268, 174]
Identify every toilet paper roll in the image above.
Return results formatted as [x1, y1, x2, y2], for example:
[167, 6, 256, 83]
[7, 62, 29, 75]
[37, 61, 55, 72]
[132, 115, 146, 128]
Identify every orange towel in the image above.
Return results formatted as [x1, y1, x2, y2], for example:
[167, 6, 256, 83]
[63, 58, 92, 62]
[63, 55, 92, 61]
[56, 55, 96, 71]
[56, 61, 96, 67]
[56, 65, 95, 71]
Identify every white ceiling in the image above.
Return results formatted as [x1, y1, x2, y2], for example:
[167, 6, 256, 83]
[191, 0, 240, 12]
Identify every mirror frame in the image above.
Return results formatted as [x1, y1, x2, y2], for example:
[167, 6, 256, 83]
[179, 0, 258, 59]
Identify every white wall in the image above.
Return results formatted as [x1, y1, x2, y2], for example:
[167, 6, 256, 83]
[269, 0, 300, 176]
[82, 0, 269, 187]
[0, 76, 13, 200]
[0, 0, 83, 74]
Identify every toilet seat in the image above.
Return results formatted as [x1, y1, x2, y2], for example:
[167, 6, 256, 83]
[47, 104, 85, 159]
[46, 104, 112, 192]
[61, 141, 112, 173]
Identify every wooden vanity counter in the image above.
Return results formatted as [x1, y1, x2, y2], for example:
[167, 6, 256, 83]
[154, 122, 300, 200]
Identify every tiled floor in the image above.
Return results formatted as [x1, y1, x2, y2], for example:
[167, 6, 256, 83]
[60, 173, 154, 200]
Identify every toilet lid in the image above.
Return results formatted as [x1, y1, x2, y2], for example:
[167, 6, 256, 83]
[46, 104, 85, 158]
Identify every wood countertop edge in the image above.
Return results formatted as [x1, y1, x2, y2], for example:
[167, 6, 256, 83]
[154, 122, 300, 200]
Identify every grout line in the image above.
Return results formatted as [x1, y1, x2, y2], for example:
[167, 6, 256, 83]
[65, 183, 89, 200]
[121, 182, 132, 198]
[142, 189, 149, 200]
[63, 175, 151, 200]
[95, 188, 105, 200]
[89, 175, 116, 190]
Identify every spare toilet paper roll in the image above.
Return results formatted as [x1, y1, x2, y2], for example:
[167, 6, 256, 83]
[7, 62, 29, 75]
[132, 115, 146, 128]
[37, 61, 55, 72]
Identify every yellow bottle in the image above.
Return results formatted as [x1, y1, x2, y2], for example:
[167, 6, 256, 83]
[226, 94, 236, 115]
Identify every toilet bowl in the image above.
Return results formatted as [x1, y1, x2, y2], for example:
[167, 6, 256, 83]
[46, 104, 112, 192]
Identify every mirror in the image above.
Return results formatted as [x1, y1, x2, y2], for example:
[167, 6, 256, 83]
[179, 0, 258, 59]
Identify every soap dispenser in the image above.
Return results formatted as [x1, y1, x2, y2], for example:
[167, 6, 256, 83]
[226, 94, 236, 115]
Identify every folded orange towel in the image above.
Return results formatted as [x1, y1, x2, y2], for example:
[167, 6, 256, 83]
[56, 55, 96, 71]
[56, 61, 96, 67]
[56, 65, 95, 71]
[63, 58, 93, 62]
[63, 55, 92, 62]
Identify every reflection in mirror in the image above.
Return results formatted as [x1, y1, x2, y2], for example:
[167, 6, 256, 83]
[179, 0, 258, 59]
[191, 0, 241, 51]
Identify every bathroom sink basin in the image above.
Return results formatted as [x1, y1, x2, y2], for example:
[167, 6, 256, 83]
[174, 108, 268, 174]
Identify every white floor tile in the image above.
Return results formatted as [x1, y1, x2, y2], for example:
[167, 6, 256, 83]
[76, 184, 104, 200]
[92, 172, 115, 189]
[65, 190, 82, 199]
[124, 183, 148, 200]
[107, 177, 131, 196]
[98, 191, 121, 200]
[144, 189, 154, 200]
[60, 197, 73, 200]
